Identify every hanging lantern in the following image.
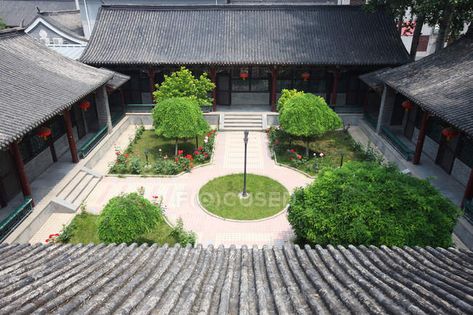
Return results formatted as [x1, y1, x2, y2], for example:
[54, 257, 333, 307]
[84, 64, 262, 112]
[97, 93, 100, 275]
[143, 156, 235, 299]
[240, 68, 249, 80]
[441, 128, 459, 141]
[79, 100, 91, 111]
[401, 100, 413, 111]
[36, 127, 52, 141]
[301, 71, 310, 81]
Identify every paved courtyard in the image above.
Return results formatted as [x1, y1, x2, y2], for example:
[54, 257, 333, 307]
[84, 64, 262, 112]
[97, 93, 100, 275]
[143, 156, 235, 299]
[84, 130, 312, 247]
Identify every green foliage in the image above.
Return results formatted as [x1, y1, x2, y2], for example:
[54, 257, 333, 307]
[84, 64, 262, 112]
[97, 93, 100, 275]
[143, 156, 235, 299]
[0, 18, 5, 30]
[288, 162, 461, 247]
[170, 218, 196, 246]
[97, 192, 163, 244]
[277, 89, 304, 112]
[129, 156, 143, 174]
[279, 93, 343, 138]
[152, 97, 210, 141]
[153, 66, 215, 107]
[154, 158, 181, 175]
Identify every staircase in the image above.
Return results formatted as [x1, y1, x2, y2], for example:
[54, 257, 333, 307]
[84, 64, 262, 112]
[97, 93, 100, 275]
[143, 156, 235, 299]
[222, 113, 264, 131]
[55, 167, 102, 209]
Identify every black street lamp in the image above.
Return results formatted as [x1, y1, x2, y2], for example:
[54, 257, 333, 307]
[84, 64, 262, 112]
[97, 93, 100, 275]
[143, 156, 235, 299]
[242, 130, 249, 197]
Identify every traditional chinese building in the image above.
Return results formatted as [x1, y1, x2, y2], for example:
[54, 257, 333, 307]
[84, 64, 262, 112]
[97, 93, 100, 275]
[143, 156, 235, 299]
[80, 4, 410, 112]
[0, 28, 128, 216]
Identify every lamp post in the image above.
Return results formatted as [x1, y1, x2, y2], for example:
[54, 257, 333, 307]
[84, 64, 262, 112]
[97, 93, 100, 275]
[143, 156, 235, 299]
[242, 130, 249, 197]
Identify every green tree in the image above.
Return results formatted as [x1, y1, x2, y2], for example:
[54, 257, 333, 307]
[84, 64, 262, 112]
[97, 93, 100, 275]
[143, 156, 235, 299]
[152, 97, 209, 155]
[279, 93, 342, 157]
[277, 89, 304, 112]
[288, 162, 461, 247]
[153, 66, 215, 107]
[97, 192, 163, 244]
[0, 18, 6, 30]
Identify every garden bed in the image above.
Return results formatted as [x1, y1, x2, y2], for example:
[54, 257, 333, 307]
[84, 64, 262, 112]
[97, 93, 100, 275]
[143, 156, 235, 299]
[55, 212, 178, 245]
[110, 126, 216, 175]
[268, 127, 381, 176]
[198, 174, 290, 220]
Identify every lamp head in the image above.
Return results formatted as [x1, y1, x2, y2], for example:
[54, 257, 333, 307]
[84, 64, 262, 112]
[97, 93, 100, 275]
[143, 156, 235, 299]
[243, 130, 249, 143]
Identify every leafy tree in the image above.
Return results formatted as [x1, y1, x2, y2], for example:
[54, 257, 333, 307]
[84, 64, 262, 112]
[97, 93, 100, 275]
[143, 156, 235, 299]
[153, 66, 215, 107]
[277, 89, 304, 112]
[0, 18, 5, 30]
[152, 97, 209, 155]
[279, 93, 342, 157]
[97, 192, 163, 244]
[288, 162, 461, 247]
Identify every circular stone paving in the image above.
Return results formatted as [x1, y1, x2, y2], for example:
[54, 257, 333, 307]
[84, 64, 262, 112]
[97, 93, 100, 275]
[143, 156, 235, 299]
[198, 174, 290, 220]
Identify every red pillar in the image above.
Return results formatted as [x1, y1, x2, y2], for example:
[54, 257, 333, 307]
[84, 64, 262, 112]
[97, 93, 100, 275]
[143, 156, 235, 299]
[271, 67, 278, 112]
[148, 68, 156, 101]
[10, 141, 33, 205]
[210, 66, 217, 112]
[413, 111, 429, 164]
[330, 70, 340, 106]
[63, 109, 79, 163]
[462, 169, 473, 207]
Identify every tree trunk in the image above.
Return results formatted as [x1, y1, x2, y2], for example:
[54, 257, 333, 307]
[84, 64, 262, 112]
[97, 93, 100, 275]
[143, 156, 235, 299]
[195, 136, 199, 148]
[435, 6, 453, 52]
[175, 139, 178, 156]
[410, 15, 425, 60]
[305, 139, 310, 158]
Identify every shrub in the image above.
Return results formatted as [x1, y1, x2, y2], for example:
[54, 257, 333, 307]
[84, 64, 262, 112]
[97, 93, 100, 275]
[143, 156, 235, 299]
[152, 97, 210, 155]
[153, 66, 215, 107]
[97, 192, 163, 244]
[288, 162, 461, 247]
[154, 159, 181, 175]
[277, 89, 304, 112]
[170, 218, 196, 246]
[129, 157, 143, 174]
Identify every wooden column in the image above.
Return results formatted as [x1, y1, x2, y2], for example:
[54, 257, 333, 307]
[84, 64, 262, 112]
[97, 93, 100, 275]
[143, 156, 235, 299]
[413, 111, 429, 164]
[148, 68, 156, 98]
[271, 67, 278, 112]
[462, 168, 473, 207]
[49, 138, 57, 163]
[119, 88, 127, 113]
[10, 141, 33, 204]
[210, 66, 217, 112]
[63, 109, 79, 163]
[330, 70, 340, 106]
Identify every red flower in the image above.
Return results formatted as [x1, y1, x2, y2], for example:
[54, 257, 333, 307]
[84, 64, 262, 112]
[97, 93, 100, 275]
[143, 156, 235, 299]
[152, 195, 159, 199]
[198, 146, 203, 151]
[185, 154, 193, 160]
[45, 239, 50, 243]
[297, 155, 302, 160]
[115, 151, 120, 156]
[177, 150, 184, 155]
[194, 151, 200, 155]
[175, 157, 179, 162]
[290, 149, 295, 153]
[124, 154, 129, 158]
[204, 153, 209, 158]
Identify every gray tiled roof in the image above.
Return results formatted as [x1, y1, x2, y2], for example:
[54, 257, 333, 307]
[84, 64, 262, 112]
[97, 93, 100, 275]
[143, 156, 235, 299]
[378, 33, 473, 138]
[0, 0, 76, 27]
[0, 243, 472, 313]
[38, 10, 85, 39]
[80, 5, 410, 66]
[0, 29, 113, 150]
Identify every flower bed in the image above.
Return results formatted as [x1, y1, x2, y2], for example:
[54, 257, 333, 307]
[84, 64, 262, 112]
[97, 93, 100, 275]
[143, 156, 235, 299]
[267, 126, 381, 176]
[109, 126, 216, 175]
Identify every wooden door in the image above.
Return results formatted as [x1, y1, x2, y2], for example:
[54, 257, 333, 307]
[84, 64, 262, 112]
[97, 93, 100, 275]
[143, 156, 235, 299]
[216, 73, 231, 105]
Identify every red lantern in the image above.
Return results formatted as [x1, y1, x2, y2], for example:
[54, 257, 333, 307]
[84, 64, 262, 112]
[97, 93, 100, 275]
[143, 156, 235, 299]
[240, 69, 249, 80]
[441, 128, 459, 141]
[37, 127, 52, 141]
[301, 72, 310, 81]
[401, 100, 413, 111]
[79, 100, 91, 111]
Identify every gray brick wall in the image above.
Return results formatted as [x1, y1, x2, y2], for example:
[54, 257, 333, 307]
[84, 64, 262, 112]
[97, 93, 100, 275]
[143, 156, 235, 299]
[451, 159, 471, 186]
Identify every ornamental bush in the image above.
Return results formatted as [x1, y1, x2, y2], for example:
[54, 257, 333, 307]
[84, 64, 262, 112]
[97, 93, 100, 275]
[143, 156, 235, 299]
[152, 97, 210, 155]
[279, 93, 343, 156]
[277, 89, 304, 112]
[153, 66, 215, 107]
[97, 192, 163, 244]
[288, 162, 461, 247]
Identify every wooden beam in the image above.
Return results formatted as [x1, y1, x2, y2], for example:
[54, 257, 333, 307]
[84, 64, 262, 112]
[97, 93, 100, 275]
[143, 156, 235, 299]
[63, 109, 79, 163]
[271, 67, 278, 112]
[9, 141, 33, 204]
[462, 168, 473, 207]
[413, 111, 429, 164]
[210, 66, 217, 112]
[330, 70, 340, 106]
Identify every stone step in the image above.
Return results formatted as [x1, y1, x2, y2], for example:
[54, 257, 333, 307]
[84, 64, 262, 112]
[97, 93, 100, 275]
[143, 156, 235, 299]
[222, 127, 264, 131]
[56, 171, 87, 201]
[66, 173, 94, 205]
[72, 177, 101, 206]
[224, 119, 262, 123]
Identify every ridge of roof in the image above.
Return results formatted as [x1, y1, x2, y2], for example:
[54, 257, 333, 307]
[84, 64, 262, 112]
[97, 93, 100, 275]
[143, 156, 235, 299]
[100, 3, 365, 10]
[0, 27, 25, 37]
